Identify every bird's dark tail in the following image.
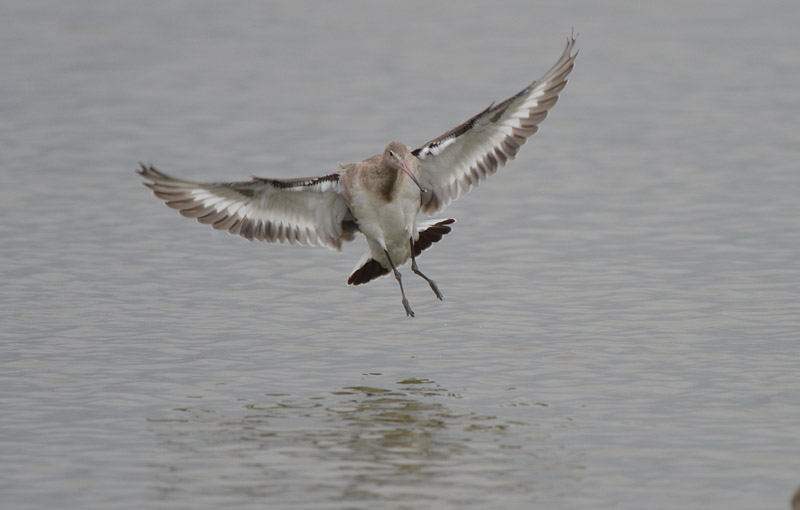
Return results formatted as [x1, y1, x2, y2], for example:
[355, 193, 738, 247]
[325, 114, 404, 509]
[347, 218, 455, 285]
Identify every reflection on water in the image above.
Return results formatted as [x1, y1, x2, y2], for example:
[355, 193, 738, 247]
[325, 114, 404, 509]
[148, 378, 577, 507]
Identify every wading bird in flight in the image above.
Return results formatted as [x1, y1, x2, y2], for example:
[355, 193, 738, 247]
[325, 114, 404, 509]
[139, 35, 578, 317]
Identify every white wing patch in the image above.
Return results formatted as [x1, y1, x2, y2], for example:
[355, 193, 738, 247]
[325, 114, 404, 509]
[139, 165, 356, 250]
[414, 35, 578, 214]
[416, 136, 457, 159]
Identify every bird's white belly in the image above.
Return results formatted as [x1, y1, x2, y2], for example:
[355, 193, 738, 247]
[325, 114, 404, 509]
[351, 186, 419, 267]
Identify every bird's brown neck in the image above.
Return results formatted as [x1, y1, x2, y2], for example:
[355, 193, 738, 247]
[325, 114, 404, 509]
[375, 167, 401, 202]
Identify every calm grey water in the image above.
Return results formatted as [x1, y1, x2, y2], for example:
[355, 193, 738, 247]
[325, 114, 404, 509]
[2, 1, 799, 509]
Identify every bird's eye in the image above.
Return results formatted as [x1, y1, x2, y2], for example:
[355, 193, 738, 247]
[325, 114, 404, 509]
[389, 150, 395, 158]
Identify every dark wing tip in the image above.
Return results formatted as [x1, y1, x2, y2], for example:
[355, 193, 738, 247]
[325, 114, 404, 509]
[137, 162, 151, 178]
[347, 259, 390, 286]
[413, 218, 455, 256]
[137, 162, 172, 183]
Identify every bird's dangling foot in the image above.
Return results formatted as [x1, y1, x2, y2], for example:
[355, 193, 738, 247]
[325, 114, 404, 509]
[410, 239, 444, 301]
[384, 249, 415, 317]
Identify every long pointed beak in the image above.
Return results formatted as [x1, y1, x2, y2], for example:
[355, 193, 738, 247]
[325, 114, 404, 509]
[399, 159, 427, 193]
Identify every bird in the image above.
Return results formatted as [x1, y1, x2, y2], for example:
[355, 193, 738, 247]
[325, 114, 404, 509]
[138, 35, 578, 317]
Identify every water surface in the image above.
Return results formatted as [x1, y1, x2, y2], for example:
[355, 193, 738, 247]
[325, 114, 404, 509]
[2, 1, 799, 509]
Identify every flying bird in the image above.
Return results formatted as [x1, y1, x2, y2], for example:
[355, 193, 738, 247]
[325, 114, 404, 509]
[139, 35, 578, 317]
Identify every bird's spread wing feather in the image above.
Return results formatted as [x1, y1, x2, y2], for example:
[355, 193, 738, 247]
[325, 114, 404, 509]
[413, 35, 578, 214]
[138, 164, 357, 250]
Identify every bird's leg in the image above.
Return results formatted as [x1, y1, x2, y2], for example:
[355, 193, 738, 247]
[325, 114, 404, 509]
[383, 249, 414, 317]
[409, 238, 444, 301]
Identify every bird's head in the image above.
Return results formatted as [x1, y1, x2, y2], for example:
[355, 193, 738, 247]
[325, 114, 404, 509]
[383, 142, 426, 193]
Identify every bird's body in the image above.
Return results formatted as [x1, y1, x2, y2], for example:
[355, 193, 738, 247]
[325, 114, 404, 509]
[139, 35, 578, 316]
[341, 144, 423, 276]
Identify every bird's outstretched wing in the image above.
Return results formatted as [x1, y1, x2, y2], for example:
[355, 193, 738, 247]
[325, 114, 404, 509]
[414, 35, 578, 214]
[138, 164, 358, 249]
